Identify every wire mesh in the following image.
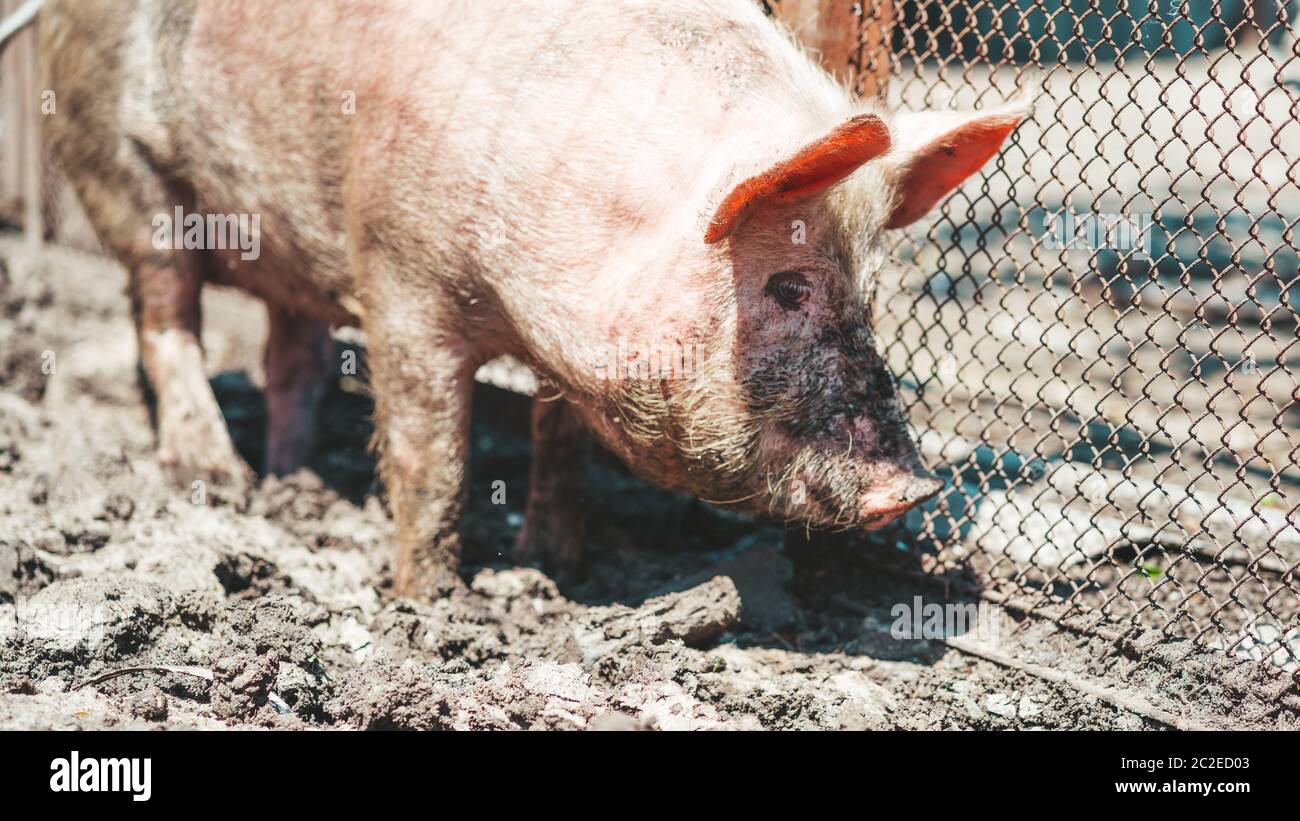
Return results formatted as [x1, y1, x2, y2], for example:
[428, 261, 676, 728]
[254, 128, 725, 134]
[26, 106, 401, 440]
[769, 0, 1300, 674]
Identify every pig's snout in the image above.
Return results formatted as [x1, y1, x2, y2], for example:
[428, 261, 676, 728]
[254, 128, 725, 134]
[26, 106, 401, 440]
[858, 469, 944, 530]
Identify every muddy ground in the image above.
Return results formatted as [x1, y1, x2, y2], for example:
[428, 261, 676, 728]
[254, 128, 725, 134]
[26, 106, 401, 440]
[0, 236, 1295, 730]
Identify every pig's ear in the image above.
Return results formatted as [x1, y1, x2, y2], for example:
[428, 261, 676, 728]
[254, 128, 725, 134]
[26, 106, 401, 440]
[884, 103, 1027, 229]
[705, 113, 891, 244]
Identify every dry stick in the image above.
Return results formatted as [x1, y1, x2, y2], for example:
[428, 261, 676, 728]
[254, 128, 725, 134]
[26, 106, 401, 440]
[833, 586, 1210, 729]
[72, 665, 214, 691]
[73, 665, 300, 716]
[940, 634, 1218, 731]
[978, 587, 1128, 643]
[852, 519, 1300, 717]
[981, 588, 1300, 717]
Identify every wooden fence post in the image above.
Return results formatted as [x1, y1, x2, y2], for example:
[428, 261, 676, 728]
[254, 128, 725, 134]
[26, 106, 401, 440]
[853, 0, 894, 99]
[18, 0, 40, 249]
[1, 0, 22, 220]
[768, 0, 894, 98]
[0, 0, 41, 248]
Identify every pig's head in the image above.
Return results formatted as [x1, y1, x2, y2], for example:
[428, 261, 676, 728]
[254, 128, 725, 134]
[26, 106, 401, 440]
[584, 101, 1025, 532]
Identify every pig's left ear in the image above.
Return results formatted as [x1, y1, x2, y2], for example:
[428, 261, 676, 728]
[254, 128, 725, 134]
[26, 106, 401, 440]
[705, 113, 891, 244]
[883, 103, 1028, 229]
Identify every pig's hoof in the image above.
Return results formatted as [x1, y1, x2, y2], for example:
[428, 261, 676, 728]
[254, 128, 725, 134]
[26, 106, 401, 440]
[514, 524, 585, 585]
[157, 412, 252, 488]
[159, 447, 254, 493]
[393, 564, 469, 603]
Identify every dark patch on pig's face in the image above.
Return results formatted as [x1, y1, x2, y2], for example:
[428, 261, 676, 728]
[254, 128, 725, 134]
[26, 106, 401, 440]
[719, 206, 924, 526]
[739, 316, 923, 526]
[744, 312, 903, 447]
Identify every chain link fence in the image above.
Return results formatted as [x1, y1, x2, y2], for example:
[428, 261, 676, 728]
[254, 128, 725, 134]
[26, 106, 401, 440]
[769, 0, 1299, 674]
[3, 0, 1297, 676]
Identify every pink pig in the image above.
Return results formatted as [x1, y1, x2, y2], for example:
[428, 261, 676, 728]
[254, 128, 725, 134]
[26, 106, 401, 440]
[34, 0, 1025, 596]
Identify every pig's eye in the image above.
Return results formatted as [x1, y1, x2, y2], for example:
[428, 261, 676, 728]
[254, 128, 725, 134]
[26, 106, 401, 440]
[766, 271, 812, 310]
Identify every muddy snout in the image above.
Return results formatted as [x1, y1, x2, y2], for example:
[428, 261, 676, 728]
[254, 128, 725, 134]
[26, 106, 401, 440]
[858, 468, 944, 530]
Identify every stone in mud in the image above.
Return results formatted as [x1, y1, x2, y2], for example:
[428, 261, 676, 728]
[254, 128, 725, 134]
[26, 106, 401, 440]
[209, 654, 279, 720]
[127, 686, 169, 722]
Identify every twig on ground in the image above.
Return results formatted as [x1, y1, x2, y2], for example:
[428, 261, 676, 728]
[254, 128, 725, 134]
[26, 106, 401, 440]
[940, 634, 1216, 731]
[73, 665, 214, 691]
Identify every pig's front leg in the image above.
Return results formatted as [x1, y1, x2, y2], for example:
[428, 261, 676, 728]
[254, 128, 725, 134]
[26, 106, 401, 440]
[365, 289, 477, 600]
[516, 397, 590, 581]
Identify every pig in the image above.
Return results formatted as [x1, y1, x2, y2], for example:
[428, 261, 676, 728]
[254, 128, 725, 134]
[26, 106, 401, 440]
[31, 0, 1025, 598]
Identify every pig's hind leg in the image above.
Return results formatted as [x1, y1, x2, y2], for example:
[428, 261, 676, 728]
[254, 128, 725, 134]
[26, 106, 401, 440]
[130, 245, 250, 487]
[63, 169, 248, 486]
[263, 307, 334, 475]
[38, 6, 247, 486]
[516, 397, 590, 581]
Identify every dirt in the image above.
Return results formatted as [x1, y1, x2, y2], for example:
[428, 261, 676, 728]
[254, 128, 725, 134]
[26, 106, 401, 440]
[1, 236, 1296, 731]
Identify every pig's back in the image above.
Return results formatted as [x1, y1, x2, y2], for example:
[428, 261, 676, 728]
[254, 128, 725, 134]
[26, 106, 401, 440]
[169, 0, 849, 317]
